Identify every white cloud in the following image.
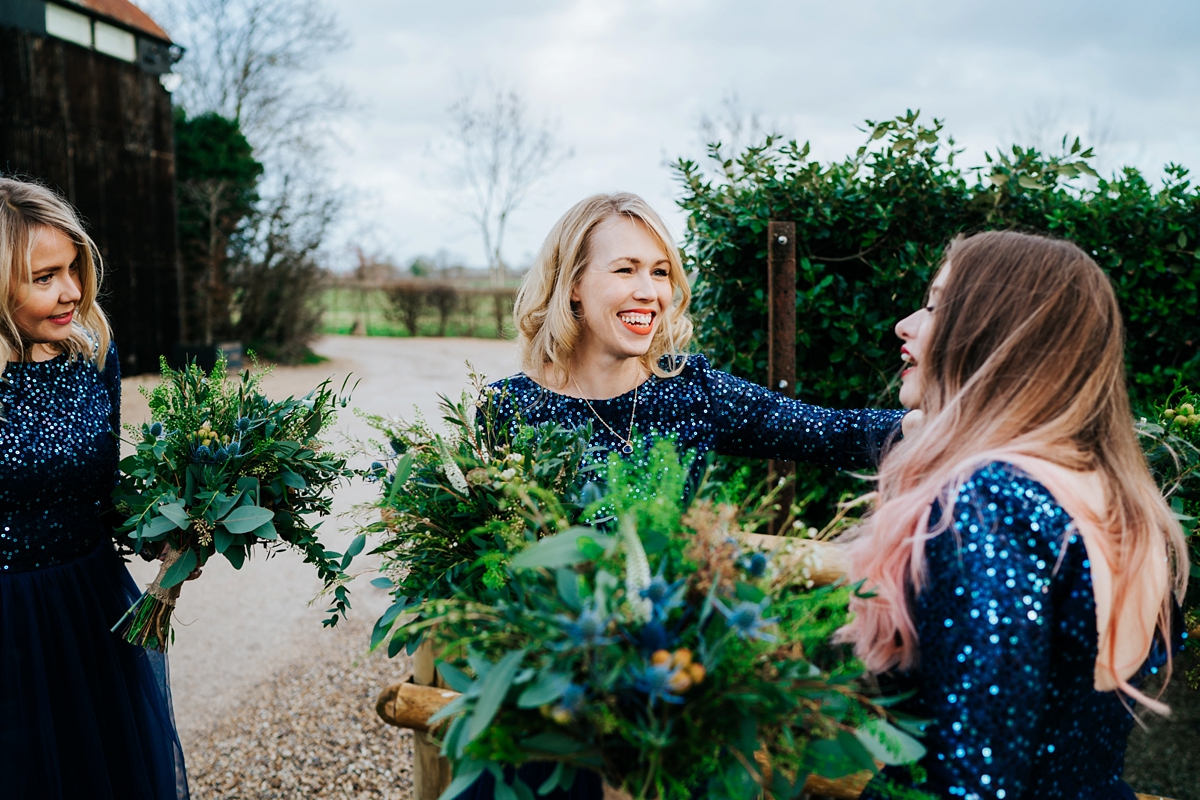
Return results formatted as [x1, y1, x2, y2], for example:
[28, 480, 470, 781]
[318, 0, 1200, 270]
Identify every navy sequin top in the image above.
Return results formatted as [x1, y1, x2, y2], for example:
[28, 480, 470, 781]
[487, 354, 905, 472]
[863, 462, 1180, 800]
[0, 343, 120, 572]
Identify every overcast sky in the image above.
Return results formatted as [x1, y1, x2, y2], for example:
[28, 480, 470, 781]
[312, 0, 1199, 271]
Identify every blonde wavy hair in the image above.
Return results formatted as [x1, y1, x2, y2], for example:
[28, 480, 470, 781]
[0, 178, 111, 375]
[514, 193, 693, 382]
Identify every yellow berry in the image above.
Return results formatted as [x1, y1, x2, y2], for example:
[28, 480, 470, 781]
[671, 648, 693, 669]
[651, 650, 670, 667]
[687, 663, 706, 684]
[1182, 403, 1195, 416]
[668, 672, 693, 693]
[1164, 409, 1177, 421]
[550, 708, 573, 725]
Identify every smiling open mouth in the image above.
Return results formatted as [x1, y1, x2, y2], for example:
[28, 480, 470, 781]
[900, 350, 917, 376]
[617, 310, 655, 335]
[48, 310, 74, 325]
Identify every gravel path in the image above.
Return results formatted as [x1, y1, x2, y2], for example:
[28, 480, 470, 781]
[120, 335, 518, 797]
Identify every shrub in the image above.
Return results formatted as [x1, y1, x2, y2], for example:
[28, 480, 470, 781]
[384, 282, 425, 335]
[675, 111, 1200, 526]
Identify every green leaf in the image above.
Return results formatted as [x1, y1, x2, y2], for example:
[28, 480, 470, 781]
[158, 501, 190, 529]
[342, 534, 366, 570]
[837, 729, 880, 773]
[224, 544, 245, 570]
[436, 762, 487, 800]
[519, 731, 588, 755]
[735, 582, 766, 603]
[1017, 174, 1044, 191]
[555, 569, 581, 610]
[143, 515, 180, 540]
[517, 670, 571, 708]
[387, 453, 415, 504]
[281, 471, 307, 489]
[160, 548, 198, 589]
[213, 528, 235, 554]
[437, 662, 475, 694]
[370, 576, 394, 590]
[853, 718, 926, 765]
[465, 649, 527, 743]
[220, 505, 276, 534]
[251, 520, 278, 540]
[510, 528, 613, 570]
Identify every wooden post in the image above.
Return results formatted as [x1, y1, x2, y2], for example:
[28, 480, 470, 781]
[412, 640, 453, 800]
[767, 221, 797, 535]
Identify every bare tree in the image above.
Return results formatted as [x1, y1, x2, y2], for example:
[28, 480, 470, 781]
[148, 0, 348, 159]
[695, 90, 779, 170]
[144, 0, 350, 360]
[446, 88, 569, 285]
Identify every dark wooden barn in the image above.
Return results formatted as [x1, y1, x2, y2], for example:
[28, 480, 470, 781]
[0, 0, 180, 375]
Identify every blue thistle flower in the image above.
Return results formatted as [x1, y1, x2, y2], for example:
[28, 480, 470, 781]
[555, 607, 617, 649]
[225, 440, 241, 458]
[741, 551, 769, 578]
[369, 461, 387, 481]
[632, 663, 685, 707]
[713, 597, 779, 642]
[235, 417, 253, 434]
[148, 421, 164, 438]
[193, 444, 215, 464]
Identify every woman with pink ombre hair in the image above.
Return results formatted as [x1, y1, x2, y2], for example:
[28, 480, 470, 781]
[841, 230, 1188, 800]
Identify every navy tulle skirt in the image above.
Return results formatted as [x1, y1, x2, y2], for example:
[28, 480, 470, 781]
[0, 542, 188, 799]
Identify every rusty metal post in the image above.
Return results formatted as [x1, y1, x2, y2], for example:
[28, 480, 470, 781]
[767, 222, 797, 535]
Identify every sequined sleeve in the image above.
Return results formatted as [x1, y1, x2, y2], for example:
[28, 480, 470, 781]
[699, 363, 905, 468]
[879, 462, 1072, 800]
[101, 341, 121, 437]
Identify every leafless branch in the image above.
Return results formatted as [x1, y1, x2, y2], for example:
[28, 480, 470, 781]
[446, 87, 570, 283]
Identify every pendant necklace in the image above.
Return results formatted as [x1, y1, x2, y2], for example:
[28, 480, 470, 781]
[571, 375, 638, 456]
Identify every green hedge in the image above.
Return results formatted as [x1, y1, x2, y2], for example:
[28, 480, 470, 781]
[675, 111, 1200, 523]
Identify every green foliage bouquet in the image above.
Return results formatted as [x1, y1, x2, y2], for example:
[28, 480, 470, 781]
[1138, 381, 1200, 684]
[363, 381, 600, 656]
[404, 443, 927, 800]
[112, 357, 354, 651]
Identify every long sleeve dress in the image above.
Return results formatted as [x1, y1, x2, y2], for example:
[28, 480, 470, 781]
[861, 461, 1183, 800]
[459, 353, 906, 800]
[0, 343, 188, 800]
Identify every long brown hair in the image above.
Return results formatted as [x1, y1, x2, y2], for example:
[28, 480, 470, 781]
[837, 230, 1188, 707]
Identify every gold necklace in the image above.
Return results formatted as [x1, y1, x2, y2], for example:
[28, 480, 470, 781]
[571, 375, 639, 456]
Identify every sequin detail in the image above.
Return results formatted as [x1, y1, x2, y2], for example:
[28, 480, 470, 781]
[487, 354, 905, 475]
[863, 462, 1180, 800]
[0, 343, 120, 571]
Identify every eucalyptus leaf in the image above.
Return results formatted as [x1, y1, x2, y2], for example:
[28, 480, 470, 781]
[160, 548, 198, 589]
[465, 649, 527, 743]
[853, 718, 926, 765]
[517, 670, 571, 708]
[220, 505, 275, 534]
[510, 528, 613, 570]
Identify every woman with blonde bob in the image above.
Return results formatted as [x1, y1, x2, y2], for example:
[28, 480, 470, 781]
[840, 231, 1188, 800]
[463, 192, 911, 800]
[0, 177, 188, 799]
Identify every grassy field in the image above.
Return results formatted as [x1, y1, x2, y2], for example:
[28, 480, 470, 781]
[320, 287, 517, 339]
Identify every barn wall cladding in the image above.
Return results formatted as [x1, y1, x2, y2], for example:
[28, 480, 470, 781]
[0, 0, 181, 376]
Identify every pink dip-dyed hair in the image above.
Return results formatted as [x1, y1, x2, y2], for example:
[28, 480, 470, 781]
[835, 231, 1189, 713]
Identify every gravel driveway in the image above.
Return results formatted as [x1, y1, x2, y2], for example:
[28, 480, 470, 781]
[121, 335, 518, 798]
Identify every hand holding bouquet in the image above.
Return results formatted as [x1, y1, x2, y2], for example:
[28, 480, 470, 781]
[112, 356, 355, 651]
